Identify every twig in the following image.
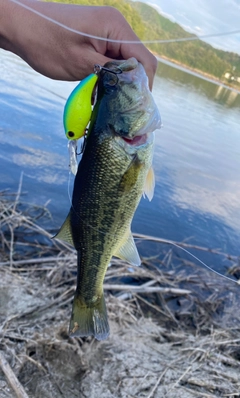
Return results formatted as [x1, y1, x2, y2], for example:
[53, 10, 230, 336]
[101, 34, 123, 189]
[213, 338, 240, 345]
[20, 355, 47, 374]
[146, 368, 168, 398]
[171, 366, 192, 390]
[9, 224, 14, 270]
[13, 172, 23, 212]
[182, 386, 218, 397]
[2, 334, 36, 344]
[187, 377, 219, 391]
[135, 294, 173, 319]
[0, 351, 30, 398]
[103, 284, 191, 295]
[133, 233, 237, 259]
[0, 255, 76, 267]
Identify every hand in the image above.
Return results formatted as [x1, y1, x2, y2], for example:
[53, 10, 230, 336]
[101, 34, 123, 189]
[0, 0, 157, 89]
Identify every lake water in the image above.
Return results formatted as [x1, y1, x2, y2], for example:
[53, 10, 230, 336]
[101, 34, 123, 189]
[0, 50, 240, 276]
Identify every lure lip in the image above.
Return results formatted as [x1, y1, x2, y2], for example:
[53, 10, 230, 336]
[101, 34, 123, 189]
[68, 139, 78, 175]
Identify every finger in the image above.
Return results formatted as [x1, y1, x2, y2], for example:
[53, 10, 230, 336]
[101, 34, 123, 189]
[103, 9, 157, 90]
[121, 43, 157, 91]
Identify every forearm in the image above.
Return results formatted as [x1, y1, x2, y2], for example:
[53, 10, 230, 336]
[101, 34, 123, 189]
[0, 0, 16, 51]
[0, 0, 107, 79]
[0, 0, 75, 78]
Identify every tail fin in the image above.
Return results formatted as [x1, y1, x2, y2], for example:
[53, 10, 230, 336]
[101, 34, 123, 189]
[69, 293, 109, 341]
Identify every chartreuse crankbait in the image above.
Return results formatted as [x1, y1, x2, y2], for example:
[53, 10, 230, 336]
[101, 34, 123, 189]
[64, 73, 98, 140]
[64, 73, 98, 175]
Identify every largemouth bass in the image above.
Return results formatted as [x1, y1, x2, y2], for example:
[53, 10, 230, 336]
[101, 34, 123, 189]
[55, 58, 161, 340]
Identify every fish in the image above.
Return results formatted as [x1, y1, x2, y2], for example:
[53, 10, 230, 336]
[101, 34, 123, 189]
[55, 57, 161, 340]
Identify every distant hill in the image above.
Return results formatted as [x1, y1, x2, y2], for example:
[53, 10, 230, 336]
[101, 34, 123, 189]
[131, 1, 240, 79]
[45, 0, 240, 81]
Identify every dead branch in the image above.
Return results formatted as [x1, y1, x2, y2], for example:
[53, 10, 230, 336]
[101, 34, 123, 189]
[103, 283, 191, 295]
[0, 351, 30, 398]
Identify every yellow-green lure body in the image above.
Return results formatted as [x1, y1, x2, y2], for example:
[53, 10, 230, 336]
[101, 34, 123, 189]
[63, 73, 98, 140]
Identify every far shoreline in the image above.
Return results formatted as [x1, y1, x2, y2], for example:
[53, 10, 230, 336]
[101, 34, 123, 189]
[153, 52, 240, 93]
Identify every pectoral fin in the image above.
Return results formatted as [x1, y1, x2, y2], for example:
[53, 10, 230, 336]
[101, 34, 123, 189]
[143, 166, 155, 201]
[119, 154, 143, 193]
[53, 213, 74, 247]
[114, 232, 141, 266]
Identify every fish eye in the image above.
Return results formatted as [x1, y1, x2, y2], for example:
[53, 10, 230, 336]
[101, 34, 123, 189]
[108, 78, 117, 86]
[103, 73, 118, 87]
[67, 131, 75, 139]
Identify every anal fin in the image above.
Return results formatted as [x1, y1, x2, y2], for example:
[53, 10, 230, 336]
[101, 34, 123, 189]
[53, 213, 74, 247]
[114, 231, 141, 266]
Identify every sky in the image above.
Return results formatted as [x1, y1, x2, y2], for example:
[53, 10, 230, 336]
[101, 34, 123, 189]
[138, 0, 240, 54]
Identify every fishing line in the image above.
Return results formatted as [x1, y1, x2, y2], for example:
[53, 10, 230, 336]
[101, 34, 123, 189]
[70, 204, 239, 285]
[146, 238, 239, 285]
[9, 0, 240, 45]
[67, 171, 73, 208]
[11, 0, 239, 284]
[67, 167, 238, 286]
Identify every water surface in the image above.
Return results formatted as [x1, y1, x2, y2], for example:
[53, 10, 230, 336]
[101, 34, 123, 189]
[1, 50, 240, 274]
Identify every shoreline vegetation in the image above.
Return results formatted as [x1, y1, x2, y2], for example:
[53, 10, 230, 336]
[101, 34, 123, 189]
[1, 191, 240, 397]
[155, 54, 240, 93]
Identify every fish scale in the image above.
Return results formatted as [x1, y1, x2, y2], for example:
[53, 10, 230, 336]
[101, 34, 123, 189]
[71, 133, 150, 289]
[55, 57, 161, 340]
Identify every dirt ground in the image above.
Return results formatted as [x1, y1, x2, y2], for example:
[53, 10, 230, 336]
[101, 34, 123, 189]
[1, 194, 240, 398]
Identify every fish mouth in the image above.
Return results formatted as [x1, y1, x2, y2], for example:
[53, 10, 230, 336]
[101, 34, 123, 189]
[122, 133, 150, 147]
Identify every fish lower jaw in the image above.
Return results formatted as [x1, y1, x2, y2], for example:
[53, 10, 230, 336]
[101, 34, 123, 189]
[122, 133, 149, 146]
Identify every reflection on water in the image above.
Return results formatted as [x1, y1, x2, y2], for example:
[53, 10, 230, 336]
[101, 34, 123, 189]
[214, 85, 239, 106]
[1, 50, 240, 273]
[157, 57, 240, 108]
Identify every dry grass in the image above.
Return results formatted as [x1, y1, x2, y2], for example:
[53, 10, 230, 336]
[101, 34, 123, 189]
[0, 188, 240, 398]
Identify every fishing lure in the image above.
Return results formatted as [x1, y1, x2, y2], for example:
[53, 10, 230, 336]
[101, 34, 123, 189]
[64, 73, 98, 175]
[63, 73, 98, 141]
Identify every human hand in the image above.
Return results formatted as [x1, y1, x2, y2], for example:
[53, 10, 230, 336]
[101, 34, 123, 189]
[0, 0, 157, 89]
